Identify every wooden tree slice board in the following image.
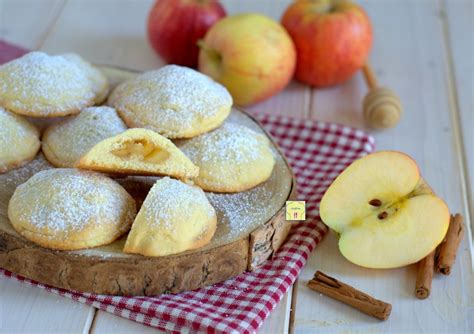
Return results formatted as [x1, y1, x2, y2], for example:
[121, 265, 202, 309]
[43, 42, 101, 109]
[0, 66, 296, 296]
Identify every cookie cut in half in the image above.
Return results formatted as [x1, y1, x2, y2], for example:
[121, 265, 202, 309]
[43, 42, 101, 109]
[77, 128, 199, 180]
[123, 177, 217, 257]
[0, 52, 102, 117]
[0, 107, 41, 173]
[179, 123, 275, 192]
[42, 106, 127, 167]
[8, 168, 136, 250]
[108, 65, 232, 138]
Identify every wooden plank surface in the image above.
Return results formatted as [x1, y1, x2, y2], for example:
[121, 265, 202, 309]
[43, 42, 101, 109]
[41, 0, 162, 71]
[445, 0, 473, 247]
[295, 0, 473, 332]
[0, 0, 65, 49]
[0, 278, 95, 333]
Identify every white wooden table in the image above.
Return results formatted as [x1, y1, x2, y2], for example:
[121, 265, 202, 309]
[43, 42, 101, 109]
[0, 0, 472, 333]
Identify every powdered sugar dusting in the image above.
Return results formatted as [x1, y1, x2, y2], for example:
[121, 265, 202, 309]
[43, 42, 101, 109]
[9, 168, 134, 236]
[206, 165, 286, 245]
[0, 106, 38, 147]
[178, 122, 275, 191]
[142, 177, 215, 233]
[43, 106, 127, 166]
[61, 53, 108, 102]
[0, 154, 53, 197]
[109, 65, 232, 137]
[180, 123, 268, 165]
[0, 52, 95, 115]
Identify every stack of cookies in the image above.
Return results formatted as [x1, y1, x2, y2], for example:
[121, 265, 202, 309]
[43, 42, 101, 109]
[0, 52, 276, 257]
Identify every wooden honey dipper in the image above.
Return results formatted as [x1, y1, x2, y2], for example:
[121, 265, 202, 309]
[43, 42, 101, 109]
[362, 63, 402, 129]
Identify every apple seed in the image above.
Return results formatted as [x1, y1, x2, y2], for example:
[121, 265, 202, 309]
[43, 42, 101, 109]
[378, 211, 388, 220]
[369, 199, 382, 207]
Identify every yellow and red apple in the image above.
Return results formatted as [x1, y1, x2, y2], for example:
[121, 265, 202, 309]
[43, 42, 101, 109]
[198, 13, 296, 106]
[320, 151, 450, 268]
[147, 0, 226, 68]
[282, 0, 372, 87]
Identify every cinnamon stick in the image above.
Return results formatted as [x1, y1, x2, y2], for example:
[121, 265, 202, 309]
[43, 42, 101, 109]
[435, 214, 465, 275]
[307, 271, 392, 321]
[415, 250, 435, 299]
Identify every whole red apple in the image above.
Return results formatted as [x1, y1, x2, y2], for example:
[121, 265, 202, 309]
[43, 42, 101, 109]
[282, 0, 372, 87]
[147, 0, 226, 68]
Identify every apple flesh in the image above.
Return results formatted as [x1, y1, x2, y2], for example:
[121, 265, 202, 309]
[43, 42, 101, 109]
[147, 0, 226, 68]
[198, 13, 296, 106]
[281, 0, 372, 87]
[320, 151, 450, 268]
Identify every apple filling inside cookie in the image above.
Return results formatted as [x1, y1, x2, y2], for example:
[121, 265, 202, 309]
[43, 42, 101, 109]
[77, 128, 199, 179]
[111, 139, 170, 164]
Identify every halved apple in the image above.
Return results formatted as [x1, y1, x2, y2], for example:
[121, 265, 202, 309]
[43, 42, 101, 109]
[320, 151, 450, 269]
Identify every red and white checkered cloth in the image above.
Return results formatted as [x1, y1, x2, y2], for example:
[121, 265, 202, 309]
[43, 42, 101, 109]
[0, 40, 375, 334]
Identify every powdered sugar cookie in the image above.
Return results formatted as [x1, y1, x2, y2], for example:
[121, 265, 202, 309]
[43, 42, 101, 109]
[42, 106, 127, 167]
[179, 123, 275, 192]
[0, 107, 41, 173]
[0, 52, 96, 117]
[77, 128, 198, 180]
[108, 65, 232, 138]
[61, 53, 109, 104]
[8, 168, 136, 250]
[123, 177, 216, 256]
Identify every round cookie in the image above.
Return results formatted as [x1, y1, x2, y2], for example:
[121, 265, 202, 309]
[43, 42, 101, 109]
[0, 52, 96, 117]
[123, 177, 217, 256]
[180, 123, 275, 192]
[42, 106, 127, 167]
[61, 53, 109, 104]
[0, 107, 41, 173]
[8, 168, 136, 250]
[108, 65, 232, 138]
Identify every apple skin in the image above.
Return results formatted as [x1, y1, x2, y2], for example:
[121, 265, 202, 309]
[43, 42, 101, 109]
[147, 0, 226, 68]
[198, 14, 296, 106]
[281, 0, 372, 87]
